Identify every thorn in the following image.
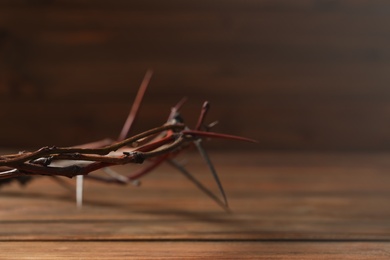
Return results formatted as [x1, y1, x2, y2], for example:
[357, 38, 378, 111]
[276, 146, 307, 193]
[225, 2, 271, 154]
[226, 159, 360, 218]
[76, 175, 84, 209]
[194, 140, 229, 209]
[182, 130, 258, 143]
[103, 167, 128, 183]
[171, 97, 188, 117]
[118, 69, 153, 141]
[167, 158, 230, 212]
[195, 101, 210, 130]
[205, 120, 219, 131]
[131, 179, 141, 187]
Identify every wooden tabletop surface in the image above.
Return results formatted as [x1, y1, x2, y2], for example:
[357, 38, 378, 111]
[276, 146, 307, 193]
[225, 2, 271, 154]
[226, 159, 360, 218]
[1, 151, 390, 259]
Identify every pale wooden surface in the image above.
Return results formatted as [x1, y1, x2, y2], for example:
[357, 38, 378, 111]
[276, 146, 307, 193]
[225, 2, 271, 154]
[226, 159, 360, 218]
[1, 152, 390, 259]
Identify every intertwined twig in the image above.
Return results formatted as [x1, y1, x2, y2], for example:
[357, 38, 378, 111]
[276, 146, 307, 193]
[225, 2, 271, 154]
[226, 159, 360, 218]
[0, 71, 256, 210]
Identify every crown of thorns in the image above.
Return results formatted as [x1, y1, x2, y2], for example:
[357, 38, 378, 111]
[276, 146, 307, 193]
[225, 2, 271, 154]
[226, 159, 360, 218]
[0, 70, 256, 210]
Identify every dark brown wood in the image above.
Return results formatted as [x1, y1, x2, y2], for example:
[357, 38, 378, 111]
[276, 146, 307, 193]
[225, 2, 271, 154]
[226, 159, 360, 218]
[1, 151, 390, 258]
[1, 1, 390, 150]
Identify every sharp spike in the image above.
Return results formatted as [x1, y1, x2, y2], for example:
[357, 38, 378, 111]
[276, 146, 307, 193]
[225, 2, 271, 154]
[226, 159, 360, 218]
[195, 101, 210, 130]
[118, 69, 153, 141]
[168, 97, 188, 121]
[103, 167, 129, 184]
[76, 175, 84, 208]
[183, 130, 257, 143]
[194, 140, 229, 208]
[167, 159, 230, 212]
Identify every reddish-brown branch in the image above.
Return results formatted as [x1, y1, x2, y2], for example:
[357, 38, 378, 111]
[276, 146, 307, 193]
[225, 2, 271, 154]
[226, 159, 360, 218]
[118, 69, 153, 141]
[0, 124, 185, 167]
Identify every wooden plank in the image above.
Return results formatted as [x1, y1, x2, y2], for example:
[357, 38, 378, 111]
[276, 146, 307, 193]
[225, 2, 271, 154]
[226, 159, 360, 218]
[2, 0, 390, 149]
[1, 241, 390, 259]
[1, 152, 390, 258]
[1, 152, 390, 241]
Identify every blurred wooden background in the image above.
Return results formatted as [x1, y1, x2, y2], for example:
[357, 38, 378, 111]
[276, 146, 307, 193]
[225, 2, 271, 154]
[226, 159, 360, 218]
[1, 0, 390, 150]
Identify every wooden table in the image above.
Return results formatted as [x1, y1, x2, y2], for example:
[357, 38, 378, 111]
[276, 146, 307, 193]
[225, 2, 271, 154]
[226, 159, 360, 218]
[1, 151, 390, 259]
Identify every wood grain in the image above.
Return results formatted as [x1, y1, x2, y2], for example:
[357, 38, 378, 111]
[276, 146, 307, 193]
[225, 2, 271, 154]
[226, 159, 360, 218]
[1, 242, 390, 259]
[1, 1, 390, 149]
[1, 152, 390, 258]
